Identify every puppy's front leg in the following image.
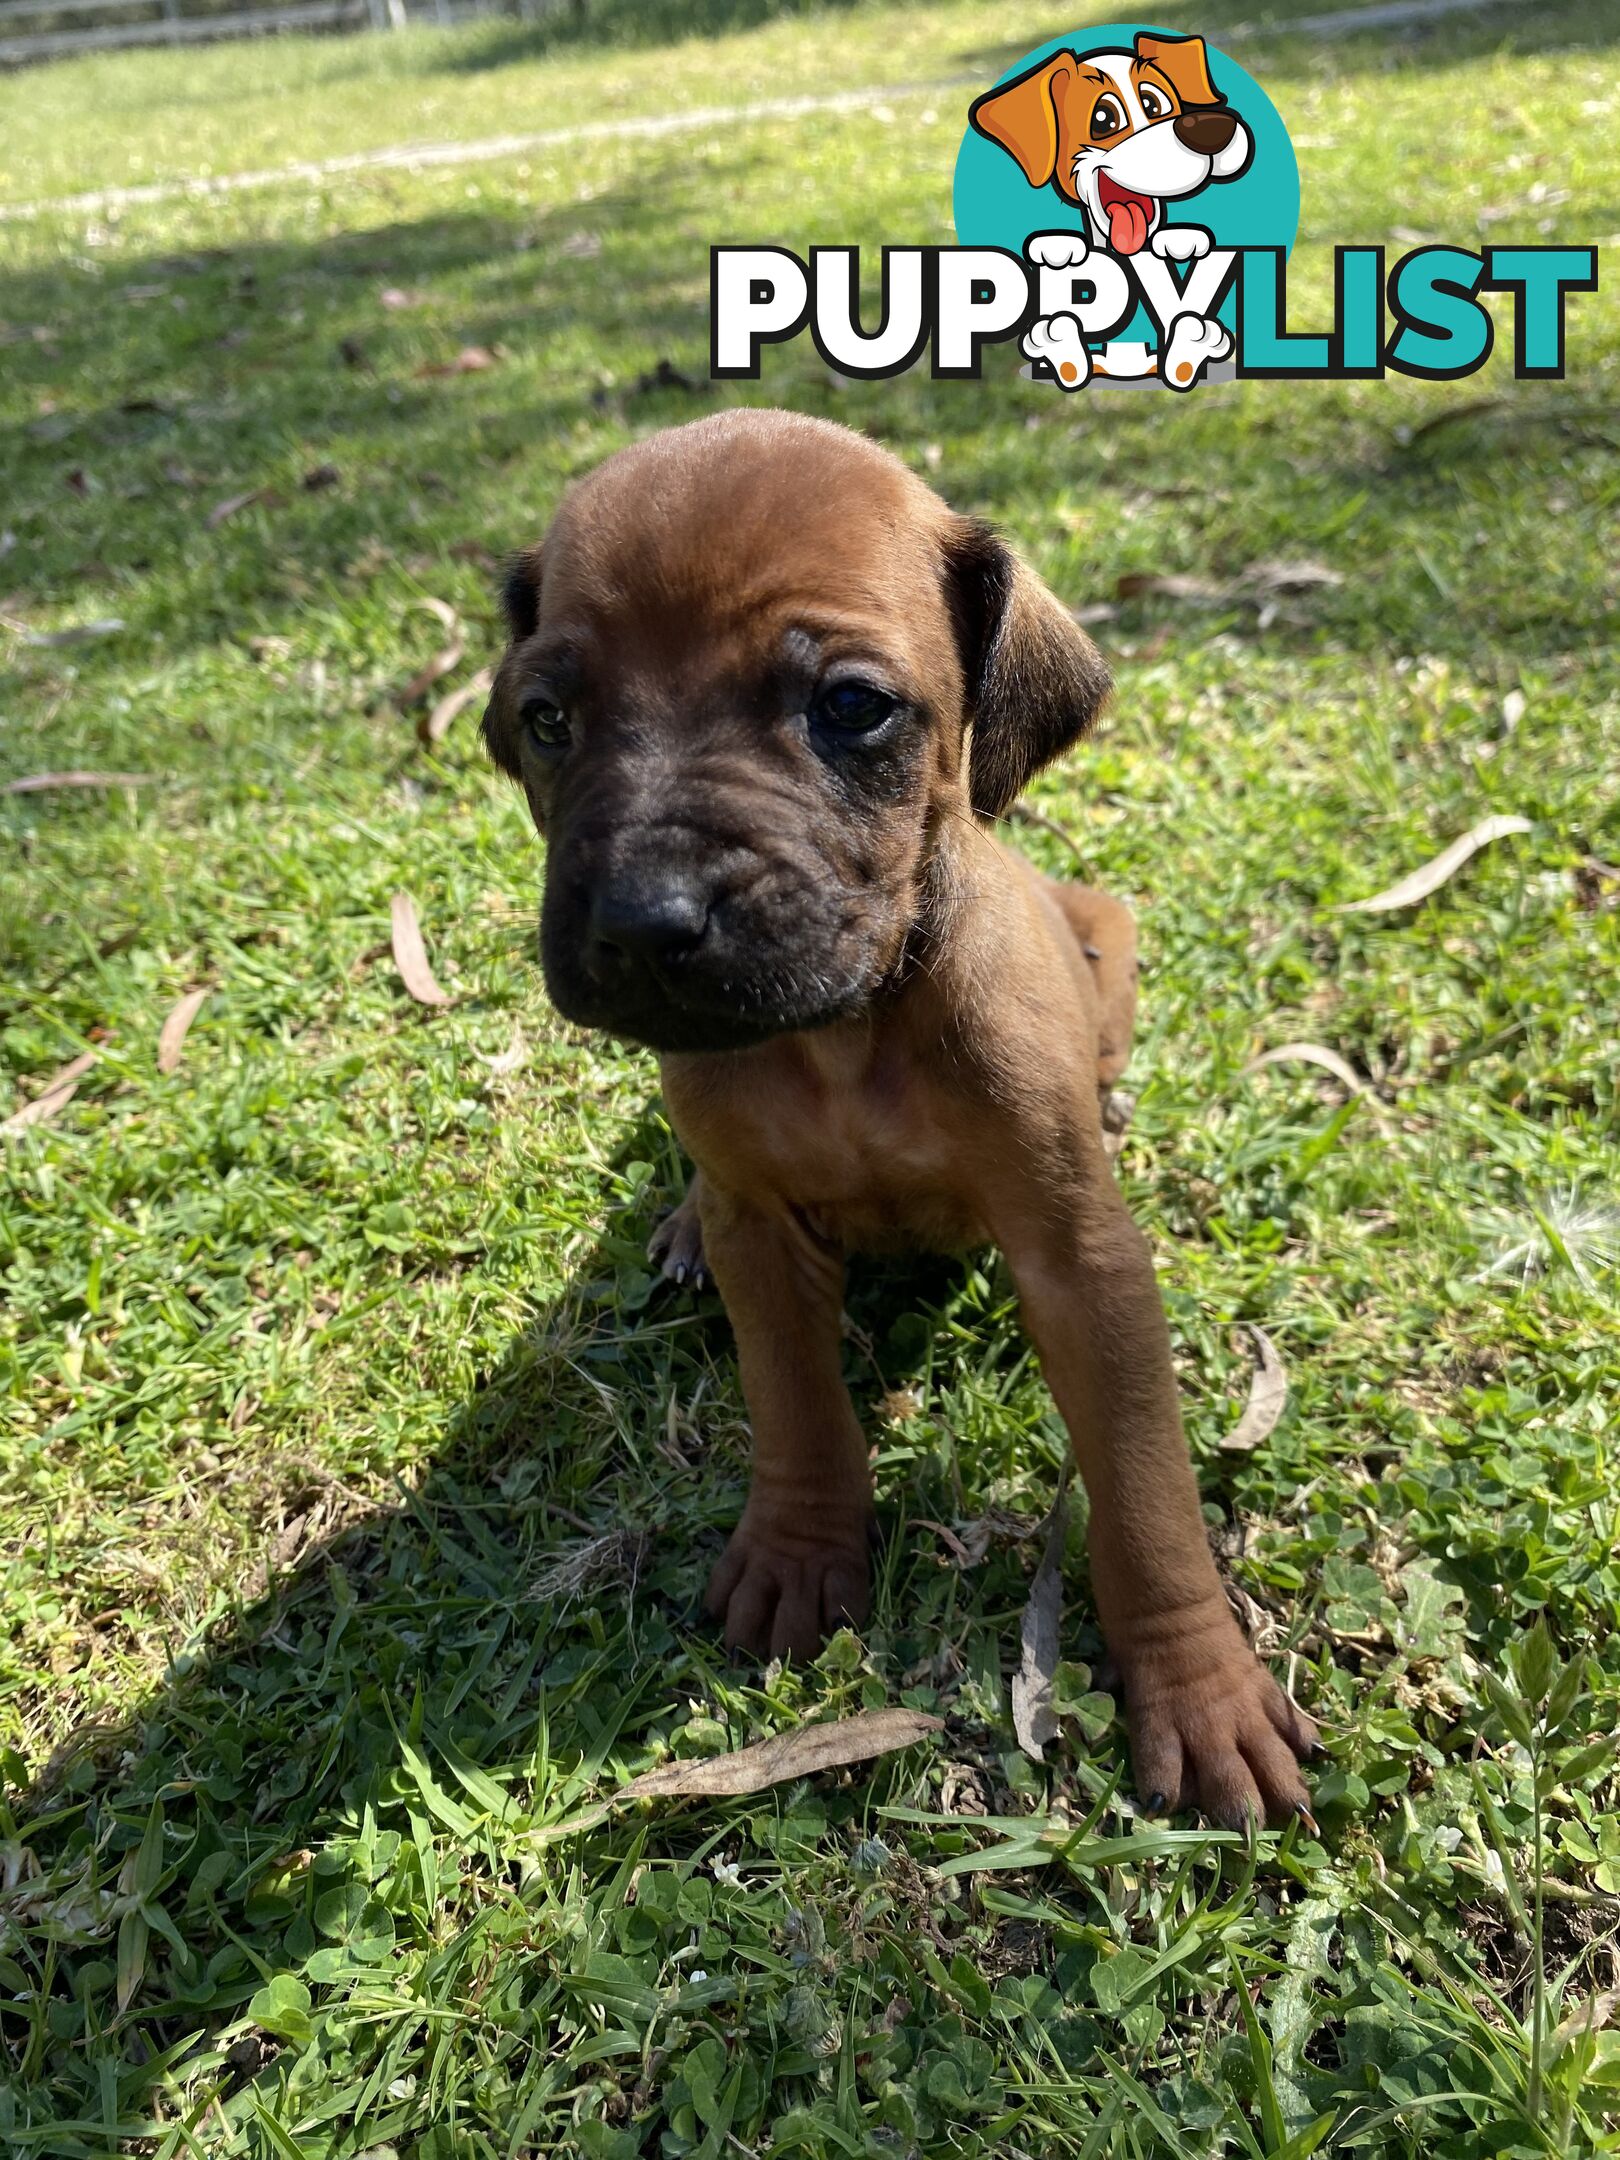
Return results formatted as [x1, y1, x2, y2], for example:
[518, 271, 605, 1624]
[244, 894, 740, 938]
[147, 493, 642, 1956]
[997, 1172, 1316, 1827]
[697, 1184, 873, 1661]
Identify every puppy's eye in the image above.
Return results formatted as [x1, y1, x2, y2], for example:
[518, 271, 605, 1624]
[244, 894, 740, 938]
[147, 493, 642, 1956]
[521, 692, 570, 750]
[1091, 94, 1126, 138]
[1139, 84, 1170, 119]
[809, 681, 898, 736]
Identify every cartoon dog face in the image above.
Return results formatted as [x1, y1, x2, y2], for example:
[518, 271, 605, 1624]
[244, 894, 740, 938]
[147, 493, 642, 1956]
[969, 32, 1251, 256]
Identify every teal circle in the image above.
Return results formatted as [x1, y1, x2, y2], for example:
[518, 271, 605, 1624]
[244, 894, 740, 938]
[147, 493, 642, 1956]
[952, 22, 1299, 342]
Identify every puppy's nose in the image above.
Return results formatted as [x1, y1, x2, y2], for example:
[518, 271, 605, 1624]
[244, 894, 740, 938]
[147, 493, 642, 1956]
[1173, 109, 1237, 154]
[587, 875, 709, 967]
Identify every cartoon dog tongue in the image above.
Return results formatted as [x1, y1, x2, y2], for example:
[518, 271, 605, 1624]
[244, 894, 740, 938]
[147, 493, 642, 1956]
[1099, 179, 1152, 255]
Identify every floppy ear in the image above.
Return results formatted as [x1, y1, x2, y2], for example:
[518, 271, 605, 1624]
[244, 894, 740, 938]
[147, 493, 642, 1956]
[499, 543, 543, 641]
[945, 519, 1111, 818]
[1135, 31, 1224, 107]
[482, 543, 543, 784]
[968, 52, 1076, 190]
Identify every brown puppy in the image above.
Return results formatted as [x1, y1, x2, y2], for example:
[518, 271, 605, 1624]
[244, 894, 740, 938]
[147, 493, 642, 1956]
[483, 409, 1315, 1827]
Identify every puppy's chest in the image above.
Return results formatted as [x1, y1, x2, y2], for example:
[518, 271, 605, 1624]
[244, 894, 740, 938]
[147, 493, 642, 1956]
[689, 1053, 985, 1253]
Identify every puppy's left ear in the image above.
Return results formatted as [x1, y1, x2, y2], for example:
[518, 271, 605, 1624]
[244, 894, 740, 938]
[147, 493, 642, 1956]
[482, 542, 543, 783]
[499, 542, 544, 641]
[944, 519, 1111, 818]
[1135, 31, 1223, 108]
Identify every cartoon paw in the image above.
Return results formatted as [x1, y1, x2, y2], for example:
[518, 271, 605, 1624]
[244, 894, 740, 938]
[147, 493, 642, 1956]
[1151, 224, 1212, 264]
[1026, 229, 1091, 269]
[1159, 310, 1232, 392]
[1022, 312, 1090, 391]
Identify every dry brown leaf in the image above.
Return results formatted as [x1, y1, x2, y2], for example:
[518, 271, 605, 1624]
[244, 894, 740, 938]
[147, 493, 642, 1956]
[1248, 1041, 1380, 1105]
[618, 1707, 942, 1800]
[1115, 569, 1224, 603]
[1221, 1327, 1288, 1454]
[419, 665, 493, 747]
[916, 1519, 975, 1567]
[919, 1505, 1040, 1571]
[1551, 1988, 1620, 2057]
[1336, 814, 1533, 914]
[22, 619, 125, 648]
[389, 892, 451, 1007]
[1011, 1479, 1069, 1761]
[415, 345, 498, 379]
[475, 1027, 527, 1076]
[207, 487, 281, 530]
[395, 598, 465, 711]
[3, 770, 149, 794]
[157, 986, 210, 1075]
[1241, 559, 1343, 599]
[3, 1049, 96, 1136]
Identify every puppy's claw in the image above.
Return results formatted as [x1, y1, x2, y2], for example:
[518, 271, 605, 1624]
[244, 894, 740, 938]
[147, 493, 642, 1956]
[706, 1511, 873, 1663]
[649, 1184, 707, 1288]
[1120, 1613, 1318, 1829]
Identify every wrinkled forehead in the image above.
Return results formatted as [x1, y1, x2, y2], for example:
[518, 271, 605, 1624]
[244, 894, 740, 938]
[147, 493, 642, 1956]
[539, 437, 954, 687]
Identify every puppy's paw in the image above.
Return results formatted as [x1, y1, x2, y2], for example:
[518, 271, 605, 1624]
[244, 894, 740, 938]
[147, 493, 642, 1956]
[705, 1509, 872, 1662]
[1022, 312, 1090, 391]
[1159, 310, 1232, 392]
[649, 1183, 707, 1289]
[1118, 1609, 1318, 1829]
[1150, 223, 1212, 263]
[1026, 228, 1091, 269]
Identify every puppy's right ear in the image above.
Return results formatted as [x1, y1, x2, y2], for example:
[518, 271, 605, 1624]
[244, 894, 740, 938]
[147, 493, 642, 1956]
[482, 543, 543, 785]
[968, 52, 1076, 190]
[944, 518, 1111, 818]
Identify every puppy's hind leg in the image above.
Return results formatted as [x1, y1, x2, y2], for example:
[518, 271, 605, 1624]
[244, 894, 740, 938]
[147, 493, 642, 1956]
[1048, 884, 1138, 1090]
[649, 1169, 708, 1288]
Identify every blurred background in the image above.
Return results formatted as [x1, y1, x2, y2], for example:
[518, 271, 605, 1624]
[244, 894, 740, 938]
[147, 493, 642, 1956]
[2, 3, 1618, 2155]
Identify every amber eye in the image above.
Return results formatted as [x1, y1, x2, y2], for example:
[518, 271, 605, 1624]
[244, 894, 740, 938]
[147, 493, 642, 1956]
[1139, 83, 1172, 120]
[1090, 93, 1127, 139]
[808, 680, 898, 736]
[521, 691, 570, 750]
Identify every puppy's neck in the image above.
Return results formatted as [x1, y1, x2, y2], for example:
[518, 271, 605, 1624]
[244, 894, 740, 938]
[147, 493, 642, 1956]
[904, 802, 1000, 973]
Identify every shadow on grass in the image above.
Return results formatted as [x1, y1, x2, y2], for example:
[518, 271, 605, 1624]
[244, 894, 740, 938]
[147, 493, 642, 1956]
[0, 1103, 1051, 2146]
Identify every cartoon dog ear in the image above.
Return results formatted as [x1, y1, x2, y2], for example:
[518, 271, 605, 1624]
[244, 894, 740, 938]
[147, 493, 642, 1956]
[945, 518, 1111, 817]
[1135, 31, 1224, 108]
[968, 52, 1076, 190]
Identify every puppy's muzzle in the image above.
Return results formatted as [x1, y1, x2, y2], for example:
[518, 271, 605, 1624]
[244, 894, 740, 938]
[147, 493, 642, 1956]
[585, 871, 710, 982]
[1172, 109, 1236, 155]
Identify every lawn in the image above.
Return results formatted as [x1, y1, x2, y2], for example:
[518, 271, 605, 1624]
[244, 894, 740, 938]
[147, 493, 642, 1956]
[2, 0, 1619, 2152]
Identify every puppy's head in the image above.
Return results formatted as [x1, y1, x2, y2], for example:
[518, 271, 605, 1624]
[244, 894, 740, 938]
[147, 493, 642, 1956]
[970, 34, 1251, 254]
[483, 409, 1107, 1054]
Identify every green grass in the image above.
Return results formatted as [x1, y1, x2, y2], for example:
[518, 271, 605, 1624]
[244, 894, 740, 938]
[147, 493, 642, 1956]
[3, 0, 1620, 2152]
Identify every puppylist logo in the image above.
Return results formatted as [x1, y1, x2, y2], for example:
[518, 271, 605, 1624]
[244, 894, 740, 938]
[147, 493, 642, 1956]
[711, 23, 1597, 390]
